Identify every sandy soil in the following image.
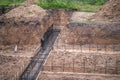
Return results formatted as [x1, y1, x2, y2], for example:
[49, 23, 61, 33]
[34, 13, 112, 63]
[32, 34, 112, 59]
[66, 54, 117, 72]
[38, 72, 120, 80]
[0, 45, 40, 57]
[70, 12, 95, 22]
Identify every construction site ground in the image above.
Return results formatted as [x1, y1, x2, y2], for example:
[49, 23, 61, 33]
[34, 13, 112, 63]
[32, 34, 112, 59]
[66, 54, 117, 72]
[0, 10, 120, 80]
[0, 45, 40, 80]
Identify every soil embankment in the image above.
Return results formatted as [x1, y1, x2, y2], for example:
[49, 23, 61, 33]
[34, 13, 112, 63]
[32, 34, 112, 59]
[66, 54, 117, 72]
[0, 5, 49, 46]
[92, 0, 120, 22]
[65, 22, 120, 45]
[0, 3, 72, 80]
[0, 5, 72, 47]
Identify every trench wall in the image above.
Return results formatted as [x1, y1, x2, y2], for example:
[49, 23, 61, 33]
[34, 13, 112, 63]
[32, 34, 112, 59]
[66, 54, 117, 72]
[0, 9, 72, 46]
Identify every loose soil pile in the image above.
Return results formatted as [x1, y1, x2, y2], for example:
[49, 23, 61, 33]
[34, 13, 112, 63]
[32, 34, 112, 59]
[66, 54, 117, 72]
[93, 0, 120, 22]
[0, 4, 52, 46]
[0, 8, 72, 46]
[1, 4, 46, 25]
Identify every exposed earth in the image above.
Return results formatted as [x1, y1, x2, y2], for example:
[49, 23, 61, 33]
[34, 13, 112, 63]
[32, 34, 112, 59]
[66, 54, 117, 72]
[0, 0, 120, 80]
[91, 0, 120, 22]
[38, 72, 120, 80]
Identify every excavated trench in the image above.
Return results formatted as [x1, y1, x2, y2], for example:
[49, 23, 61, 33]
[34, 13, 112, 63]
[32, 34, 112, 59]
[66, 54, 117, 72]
[0, 7, 120, 80]
[20, 26, 60, 80]
[0, 8, 73, 80]
[39, 22, 120, 80]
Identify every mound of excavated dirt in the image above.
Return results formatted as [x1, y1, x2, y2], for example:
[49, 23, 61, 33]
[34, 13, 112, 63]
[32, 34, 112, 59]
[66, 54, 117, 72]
[1, 4, 46, 27]
[93, 0, 120, 22]
[3, 4, 45, 21]
[0, 4, 53, 46]
[0, 5, 72, 46]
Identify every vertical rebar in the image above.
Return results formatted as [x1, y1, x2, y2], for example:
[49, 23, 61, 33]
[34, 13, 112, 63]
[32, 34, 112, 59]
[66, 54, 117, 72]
[105, 57, 107, 74]
[73, 58, 74, 72]
[89, 43, 90, 52]
[112, 44, 114, 53]
[116, 54, 118, 74]
[80, 44, 82, 52]
[83, 57, 86, 73]
[104, 44, 107, 53]
[96, 44, 98, 52]
[51, 57, 53, 72]
[93, 55, 96, 73]
[57, 38, 59, 49]
[62, 58, 65, 72]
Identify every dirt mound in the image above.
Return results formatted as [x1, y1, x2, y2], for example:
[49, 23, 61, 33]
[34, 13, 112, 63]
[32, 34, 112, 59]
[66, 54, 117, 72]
[0, 4, 53, 46]
[0, 4, 72, 46]
[93, 0, 120, 22]
[0, 4, 46, 27]
[4, 4, 45, 20]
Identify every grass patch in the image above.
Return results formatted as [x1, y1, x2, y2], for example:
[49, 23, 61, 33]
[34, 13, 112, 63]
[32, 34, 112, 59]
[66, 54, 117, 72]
[38, 0, 108, 12]
[75, 4, 101, 12]
[0, 0, 26, 6]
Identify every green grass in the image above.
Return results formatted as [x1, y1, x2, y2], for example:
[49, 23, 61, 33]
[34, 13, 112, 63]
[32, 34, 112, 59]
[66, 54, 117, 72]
[0, 0, 26, 6]
[78, 0, 108, 5]
[74, 4, 102, 12]
[38, 0, 108, 12]
[0, 0, 108, 12]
